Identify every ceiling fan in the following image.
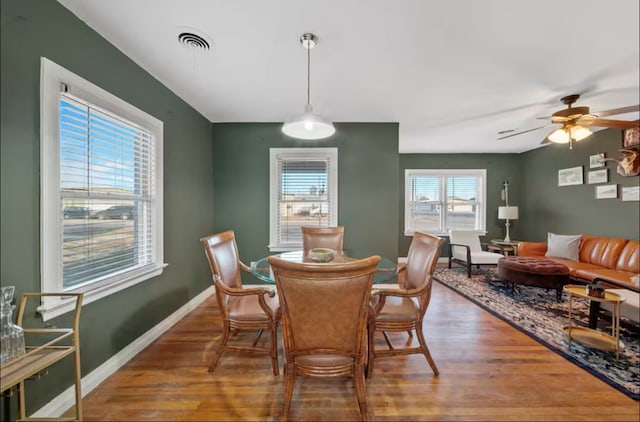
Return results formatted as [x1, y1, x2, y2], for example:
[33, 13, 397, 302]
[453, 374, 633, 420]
[498, 94, 640, 149]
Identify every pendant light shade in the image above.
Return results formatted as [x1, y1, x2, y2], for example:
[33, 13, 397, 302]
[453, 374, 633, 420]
[282, 33, 335, 140]
[282, 105, 335, 140]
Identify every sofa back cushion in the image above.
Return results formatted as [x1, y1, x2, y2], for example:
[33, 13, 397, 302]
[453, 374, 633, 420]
[616, 240, 640, 273]
[579, 236, 628, 269]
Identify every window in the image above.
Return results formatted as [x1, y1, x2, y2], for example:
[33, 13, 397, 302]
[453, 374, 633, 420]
[40, 58, 164, 321]
[269, 148, 338, 251]
[405, 169, 486, 236]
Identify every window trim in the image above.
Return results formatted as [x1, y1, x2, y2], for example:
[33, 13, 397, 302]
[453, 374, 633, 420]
[269, 148, 338, 252]
[404, 169, 487, 237]
[40, 57, 165, 321]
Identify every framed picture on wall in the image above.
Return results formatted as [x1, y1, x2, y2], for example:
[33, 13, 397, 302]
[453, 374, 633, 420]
[589, 153, 605, 168]
[558, 166, 583, 186]
[623, 127, 639, 148]
[588, 169, 608, 184]
[621, 186, 640, 202]
[595, 184, 617, 199]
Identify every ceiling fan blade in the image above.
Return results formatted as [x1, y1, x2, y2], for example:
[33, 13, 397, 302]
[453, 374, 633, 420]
[497, 124, 555, 140]
[540, 138, 551, 145]
[587, 119, 639, 129]
[593, 105, 640, 117]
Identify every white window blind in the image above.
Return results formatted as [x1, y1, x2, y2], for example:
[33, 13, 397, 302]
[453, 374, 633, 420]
[60, 93, 155, 289]
[405, 169, 486, 235]
[41, 57, 164, 321]
[269, 148, 338, 251]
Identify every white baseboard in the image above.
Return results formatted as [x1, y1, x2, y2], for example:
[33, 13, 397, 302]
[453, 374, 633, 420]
[32, 286, 214, 418]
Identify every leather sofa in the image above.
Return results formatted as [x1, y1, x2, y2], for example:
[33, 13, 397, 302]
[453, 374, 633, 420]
[518, 235, 639, 289]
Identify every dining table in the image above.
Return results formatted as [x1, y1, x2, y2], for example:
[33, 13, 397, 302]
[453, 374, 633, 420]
[251, 250, 398, 284]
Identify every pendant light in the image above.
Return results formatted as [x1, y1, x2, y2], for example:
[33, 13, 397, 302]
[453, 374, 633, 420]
[282, 33, 335, 140]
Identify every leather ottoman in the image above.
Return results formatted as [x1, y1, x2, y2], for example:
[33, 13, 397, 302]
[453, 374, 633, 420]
[497, 256, 570, 301]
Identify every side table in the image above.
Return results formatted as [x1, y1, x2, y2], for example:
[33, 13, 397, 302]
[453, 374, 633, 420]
[488, 239, 520, 256]
[562, 285, 625, 360]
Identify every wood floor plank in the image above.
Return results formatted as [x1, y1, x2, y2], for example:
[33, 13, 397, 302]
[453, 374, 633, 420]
[68, 281, 639, 421]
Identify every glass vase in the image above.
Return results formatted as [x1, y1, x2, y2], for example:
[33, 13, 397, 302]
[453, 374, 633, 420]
[1, 286, 26, 365]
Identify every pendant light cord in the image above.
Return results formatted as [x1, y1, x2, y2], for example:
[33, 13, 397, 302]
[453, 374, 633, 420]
[306, 41, 311, 107]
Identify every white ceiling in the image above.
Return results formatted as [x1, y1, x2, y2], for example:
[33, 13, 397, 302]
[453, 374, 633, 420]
[57, 0, 639, 153]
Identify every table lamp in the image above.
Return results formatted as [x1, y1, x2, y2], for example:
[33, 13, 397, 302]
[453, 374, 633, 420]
[498, 206, 519, 242]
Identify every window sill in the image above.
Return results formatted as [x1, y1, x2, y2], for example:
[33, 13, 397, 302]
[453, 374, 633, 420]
[404, 230, 488, 237]
[38, 263, 168, 321]
[268, 245, 301, 253]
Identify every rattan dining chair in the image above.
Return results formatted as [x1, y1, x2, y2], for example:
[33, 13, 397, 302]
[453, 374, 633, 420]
[367, 231, 444, 378]
[301, 226, 345, 253]
[200, 230, 280, 375]
[268, 254, 380, 421]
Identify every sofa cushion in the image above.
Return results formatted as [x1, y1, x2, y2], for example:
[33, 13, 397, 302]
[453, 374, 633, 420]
[545, 233, 581, 260]
[616, 240, 639, 273]
[543, 257, 603, 278]
[579, 235, 628, 270]
[574, 268, 637, 285]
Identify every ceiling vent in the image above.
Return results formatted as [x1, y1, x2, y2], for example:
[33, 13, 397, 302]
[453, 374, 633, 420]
[177, 27, 212, 51]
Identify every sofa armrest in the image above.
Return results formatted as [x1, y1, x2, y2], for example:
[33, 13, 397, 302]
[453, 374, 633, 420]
[593, 277, 640, 293]
[518, 241, 547, 257]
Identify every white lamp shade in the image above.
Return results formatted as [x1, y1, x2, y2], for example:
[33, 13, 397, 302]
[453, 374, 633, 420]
[282, 105, 335, 140]
[498, 206, 519, 220]
[547, 127, 570, 143]
[571, 125, 592, 141]
[547, 125, 592, 143]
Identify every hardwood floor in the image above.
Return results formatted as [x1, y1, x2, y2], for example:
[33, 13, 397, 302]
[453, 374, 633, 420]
[70, 282, 640, 421]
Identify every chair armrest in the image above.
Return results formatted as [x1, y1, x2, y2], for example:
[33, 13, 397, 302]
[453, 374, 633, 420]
[371, 281, 431, 314]
[215, 279, 276, 298]
[239, 260, 252, 273]
[449, 243, 471, 262]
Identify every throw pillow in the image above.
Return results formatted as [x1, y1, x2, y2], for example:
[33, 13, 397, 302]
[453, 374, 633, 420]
[545, 233, 582, 261]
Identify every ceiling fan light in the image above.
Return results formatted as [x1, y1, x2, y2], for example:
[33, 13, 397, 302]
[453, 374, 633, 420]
[547, 127, 570, 143]
[571, 125, 592, 142]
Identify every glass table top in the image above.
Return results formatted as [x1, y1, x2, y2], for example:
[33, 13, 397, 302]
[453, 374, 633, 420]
[251, 251, 398, 284]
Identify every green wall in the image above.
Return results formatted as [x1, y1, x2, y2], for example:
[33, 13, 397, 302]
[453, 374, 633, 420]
[520, 128, 640, 241]
[1, 0, 214, 414]
[398, 154, 523, 256]
[2, 0, 639, 418]
[211, 123, 399, 270]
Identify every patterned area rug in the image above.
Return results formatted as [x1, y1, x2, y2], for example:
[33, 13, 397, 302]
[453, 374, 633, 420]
[434, 267, 640, 400]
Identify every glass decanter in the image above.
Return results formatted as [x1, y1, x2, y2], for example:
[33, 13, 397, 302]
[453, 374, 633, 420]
[1, 286, 26, 365]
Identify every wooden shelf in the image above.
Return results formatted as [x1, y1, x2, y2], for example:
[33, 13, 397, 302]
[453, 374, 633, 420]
[563, 326, 625, 352]
[0, 293, 83, 421]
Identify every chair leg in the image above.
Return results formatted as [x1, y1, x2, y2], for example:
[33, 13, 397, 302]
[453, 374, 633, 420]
[366, 323, 375, 379]
[251, 329, 264, 347]
[354, 364, 370, 421]
[406, 330, 413, 337]
[467, 262, 472, 278]
[448, 257, 452, 269]
[282, 363, 295, 421]
[208, 321, 230, 372]
[416, 325, 439, 376]
[382, 331, 394, 350]
[270, 322, 279, 376]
